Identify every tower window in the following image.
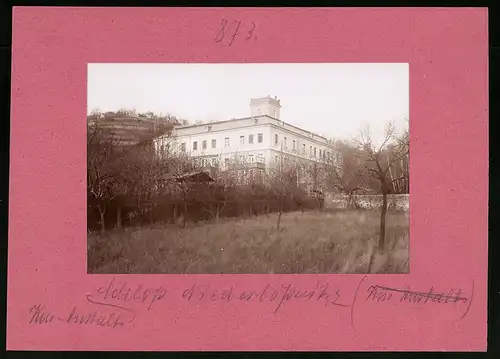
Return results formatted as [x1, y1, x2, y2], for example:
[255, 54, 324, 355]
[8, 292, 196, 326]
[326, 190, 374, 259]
[258, 133, 263, 143]
[249, 134, 254, 144]
[240, 136, 245, 145]
[211, 139, 216, 148]
[193, 141, 198, 151]
[275, 134, 278, 145]
[202, 140, 207, 150]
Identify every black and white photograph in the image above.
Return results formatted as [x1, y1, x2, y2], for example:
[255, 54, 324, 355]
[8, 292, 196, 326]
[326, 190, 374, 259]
[87, 63, 409, 274]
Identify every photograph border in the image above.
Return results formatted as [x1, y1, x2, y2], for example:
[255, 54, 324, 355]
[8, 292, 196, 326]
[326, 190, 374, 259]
[7, 7, 488, 351]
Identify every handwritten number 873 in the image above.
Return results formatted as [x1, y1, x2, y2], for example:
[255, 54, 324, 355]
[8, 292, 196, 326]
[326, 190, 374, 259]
[215, 19, 256, 46]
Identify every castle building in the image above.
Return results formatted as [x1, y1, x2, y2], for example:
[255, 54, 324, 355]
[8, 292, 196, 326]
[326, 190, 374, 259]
[155, 96, 333, 188]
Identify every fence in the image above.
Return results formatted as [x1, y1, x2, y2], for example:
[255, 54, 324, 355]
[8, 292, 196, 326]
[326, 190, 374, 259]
[87, 195, 325, 232]
[325, 194, 409, 211]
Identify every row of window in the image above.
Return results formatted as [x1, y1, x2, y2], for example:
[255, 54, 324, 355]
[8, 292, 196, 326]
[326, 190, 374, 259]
[195, 154, 265, 168]
[274, 133, 329, 158]
[195, 152, 331, 169]
[226, 153, 265, 164]
[182, 133, 265, 152]
[179, 133, 330, 159]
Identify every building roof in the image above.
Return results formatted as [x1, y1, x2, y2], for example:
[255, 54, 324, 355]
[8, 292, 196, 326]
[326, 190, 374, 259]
[172, 115, 328, 142]
[250, 95, 281, 107]
[173, 170, 214, 183]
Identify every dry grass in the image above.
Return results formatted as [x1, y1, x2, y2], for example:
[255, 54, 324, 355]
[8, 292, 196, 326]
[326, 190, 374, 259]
[87, 210, 409, 274]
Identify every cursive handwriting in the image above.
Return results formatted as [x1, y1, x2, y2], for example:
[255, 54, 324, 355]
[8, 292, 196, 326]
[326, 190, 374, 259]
[90, 278, 167, 311]
[29, 304, 57, 324]
[366, 285, 469, 305]
[27, 279, 476, 331]
[28, 304, 134, 328]
[215, 18, 256, 46]
[182, 282, 350, 313]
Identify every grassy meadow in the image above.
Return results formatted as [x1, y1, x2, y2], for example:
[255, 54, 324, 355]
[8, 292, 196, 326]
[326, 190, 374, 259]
[87, 209, 409, 274]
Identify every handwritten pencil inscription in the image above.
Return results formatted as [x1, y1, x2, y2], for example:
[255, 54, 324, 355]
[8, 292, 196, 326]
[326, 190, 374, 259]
[366, 285, 469, 305]
[28, 304, 130, 329]
[182, 282, 349, 313]
[89, 277, 167, 311]
[215, 18, 257, 46]
[26, 278, 475, 331]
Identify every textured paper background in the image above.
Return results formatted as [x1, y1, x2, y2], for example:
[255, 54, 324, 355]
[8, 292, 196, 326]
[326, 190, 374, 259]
[8, 7, 488, 351]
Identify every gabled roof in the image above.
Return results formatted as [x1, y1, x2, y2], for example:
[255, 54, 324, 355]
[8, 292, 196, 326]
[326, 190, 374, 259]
[173, 170, 214, 183]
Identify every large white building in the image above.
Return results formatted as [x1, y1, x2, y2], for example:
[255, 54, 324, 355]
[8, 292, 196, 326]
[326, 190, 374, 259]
[155, 96, 333, 186]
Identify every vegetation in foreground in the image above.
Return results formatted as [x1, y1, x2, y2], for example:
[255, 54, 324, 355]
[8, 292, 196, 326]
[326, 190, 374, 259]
[88, 209, 409, 274]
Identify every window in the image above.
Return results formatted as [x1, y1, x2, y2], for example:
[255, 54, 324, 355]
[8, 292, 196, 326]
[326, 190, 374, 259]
[240, 136, 245, 145]
[275, 134, 278, 145]
[303, 144, 306, 153]
[240, 155, 245, 162]
[314, 147, 317, 156]
[258, 133, 263, 143]
[202, 140, 207, 150]
[211, 157, 217, 166]
[249, 155, 254, 162]
[211, 139, 216, 148]
[224, 158, 230, 166]
[284, 137, 287, 147]
[292, 140, 296, 150]
[249, 134, 254, 144]
[273, 109, 277, 118]
[224, 137, 230, 147]
[181, 143, 186, 152]
[257, 153, 264, 163]
[193, 141, 198, 151]
[275, 155, 278, 162]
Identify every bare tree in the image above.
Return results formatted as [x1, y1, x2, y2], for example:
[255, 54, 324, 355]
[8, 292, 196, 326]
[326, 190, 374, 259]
[355, 121, 409, 251]
[87, 120, 120, 233]
[169, 152, 201, 228]
[266, 146, 300, 230]
[321, 140, 371, 207]
[197, 155, 232, 222]
[389, 120, 410, 194]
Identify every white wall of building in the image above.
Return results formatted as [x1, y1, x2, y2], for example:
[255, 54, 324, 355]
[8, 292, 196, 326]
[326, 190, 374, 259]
[174, 122, 273, 165]
[268, 125, 331, 165]
[154, 97, 334, 175]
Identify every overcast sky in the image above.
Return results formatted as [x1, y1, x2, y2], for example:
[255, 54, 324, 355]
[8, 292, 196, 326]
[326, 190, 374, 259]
[88, 63, 408, 143]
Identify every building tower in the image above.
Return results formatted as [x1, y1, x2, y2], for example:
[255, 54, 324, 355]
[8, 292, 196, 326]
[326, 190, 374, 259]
[250, 95, 281, 119]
